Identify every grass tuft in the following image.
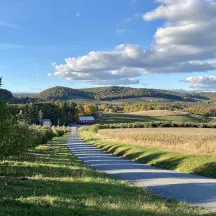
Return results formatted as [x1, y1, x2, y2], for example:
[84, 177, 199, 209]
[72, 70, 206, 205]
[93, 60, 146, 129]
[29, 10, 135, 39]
[35, 145, 50, 151]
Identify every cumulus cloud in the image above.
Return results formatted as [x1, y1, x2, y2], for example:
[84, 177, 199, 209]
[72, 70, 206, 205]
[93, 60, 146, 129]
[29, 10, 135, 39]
[49, 0, 216, 85]
[183, 75, 216, 91]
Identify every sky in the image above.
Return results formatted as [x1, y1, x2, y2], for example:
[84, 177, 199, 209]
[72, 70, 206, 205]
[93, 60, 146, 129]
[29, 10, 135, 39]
[0, 0, 216, 93]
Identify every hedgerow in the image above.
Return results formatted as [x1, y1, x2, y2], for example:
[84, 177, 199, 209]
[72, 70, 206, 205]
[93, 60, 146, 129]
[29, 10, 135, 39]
[0, 124, 70, 159]
[79, 121, 216, 132]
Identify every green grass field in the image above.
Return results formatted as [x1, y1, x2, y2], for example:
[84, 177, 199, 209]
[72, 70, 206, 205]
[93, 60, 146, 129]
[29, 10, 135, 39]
[96, 113, 207, 124]
[70, 97, 213, 106]
[0, 134, 214, 216]
[80, 129, 216, 179]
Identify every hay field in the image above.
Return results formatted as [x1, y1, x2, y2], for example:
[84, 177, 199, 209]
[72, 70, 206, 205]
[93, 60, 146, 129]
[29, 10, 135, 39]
[97, 128, 216, 156]
[127, 110, 188, 117]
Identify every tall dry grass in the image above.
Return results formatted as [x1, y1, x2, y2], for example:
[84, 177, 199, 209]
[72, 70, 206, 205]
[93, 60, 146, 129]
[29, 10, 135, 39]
[97, 128, 216, 156]
[127, 110, 188, 117]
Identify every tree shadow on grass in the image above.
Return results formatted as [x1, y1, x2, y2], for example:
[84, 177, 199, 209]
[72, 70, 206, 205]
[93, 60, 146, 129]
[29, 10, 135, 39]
[129, 152, 166, 164]
[99, 144, 116, 152]
[151, 157, 188, 171]
[97, 144, 133, 158]
[0, 164, 94, 179]
[193, 162, 216, 179]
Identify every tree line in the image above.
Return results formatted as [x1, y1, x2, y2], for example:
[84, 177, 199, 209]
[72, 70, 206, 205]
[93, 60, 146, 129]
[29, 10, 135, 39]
[98, 102, 216, 117]
[8, 101, 97, 126]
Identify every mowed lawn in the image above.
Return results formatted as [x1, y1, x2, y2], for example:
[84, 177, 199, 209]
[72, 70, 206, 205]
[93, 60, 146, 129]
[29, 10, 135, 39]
[1, 134, 214, 216]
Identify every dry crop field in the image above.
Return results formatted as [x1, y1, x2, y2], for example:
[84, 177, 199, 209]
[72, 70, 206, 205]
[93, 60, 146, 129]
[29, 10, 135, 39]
[127, 110, 188, 117]
[97, 128, 216, 156]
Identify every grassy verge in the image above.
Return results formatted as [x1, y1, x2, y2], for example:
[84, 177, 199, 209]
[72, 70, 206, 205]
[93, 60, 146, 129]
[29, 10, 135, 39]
[79, 130, 216, 179]
[0, 134, 214, 215]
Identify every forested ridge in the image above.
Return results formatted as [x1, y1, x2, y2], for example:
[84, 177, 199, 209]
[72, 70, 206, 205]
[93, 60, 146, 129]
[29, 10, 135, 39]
[2, 85, 216, 103]
[33, 86, 212, 102]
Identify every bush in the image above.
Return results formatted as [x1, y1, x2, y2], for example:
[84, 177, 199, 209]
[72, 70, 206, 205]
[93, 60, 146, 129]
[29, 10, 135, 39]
[0, 99, 71, 159]
[78, 124, 101, 133]
[0, 123, 70, 159]
[92, 121, 216, 130]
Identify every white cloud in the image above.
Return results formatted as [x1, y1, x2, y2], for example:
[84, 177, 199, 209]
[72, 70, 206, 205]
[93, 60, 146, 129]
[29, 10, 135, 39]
[144, 0, 216, 23]
[0, 21, 17, 28]
[183, 75, 216, 91]
[49, 0, 216, 85]
[76, 12, 80, 17]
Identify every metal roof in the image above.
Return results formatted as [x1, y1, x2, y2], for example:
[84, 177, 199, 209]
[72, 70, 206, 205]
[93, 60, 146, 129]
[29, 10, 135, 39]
[42, 119, 52, 122]
[79, 116, 95, 121]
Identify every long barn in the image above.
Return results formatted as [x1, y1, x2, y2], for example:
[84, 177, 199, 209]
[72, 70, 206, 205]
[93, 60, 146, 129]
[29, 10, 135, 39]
[77, 116, 95, 125]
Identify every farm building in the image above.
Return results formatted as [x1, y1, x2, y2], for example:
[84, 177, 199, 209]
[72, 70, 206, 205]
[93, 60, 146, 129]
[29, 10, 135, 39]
[42, 119, 52, 127]
[77, 116, 95, 125]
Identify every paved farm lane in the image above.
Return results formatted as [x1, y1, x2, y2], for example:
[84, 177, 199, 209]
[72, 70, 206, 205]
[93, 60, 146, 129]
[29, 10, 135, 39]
[67, 128, 216, 211]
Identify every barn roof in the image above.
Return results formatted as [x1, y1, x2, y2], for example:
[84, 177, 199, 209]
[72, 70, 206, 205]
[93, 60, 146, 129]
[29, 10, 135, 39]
[79, 116, 95, 121]
[42, 119, 52, 122]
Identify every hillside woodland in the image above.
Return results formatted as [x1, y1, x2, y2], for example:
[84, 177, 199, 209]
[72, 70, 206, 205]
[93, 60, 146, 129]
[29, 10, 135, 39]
[34, 86, 210, 102]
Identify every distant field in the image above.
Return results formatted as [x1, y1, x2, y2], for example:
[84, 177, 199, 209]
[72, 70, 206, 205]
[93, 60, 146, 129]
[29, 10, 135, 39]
[96, 112, 206, 124]
[97, 128, 216, 156]
[127, 110, 188, 117]
[104, 97, 171, 105]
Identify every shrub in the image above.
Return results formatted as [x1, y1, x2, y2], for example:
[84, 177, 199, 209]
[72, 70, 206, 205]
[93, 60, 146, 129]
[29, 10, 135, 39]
[0, 123, 70, 159]
[78, 124, 101, 133]
[0, 122, 33, 158]
[0, 99, 70, 159]
[96, 121, 216, 130]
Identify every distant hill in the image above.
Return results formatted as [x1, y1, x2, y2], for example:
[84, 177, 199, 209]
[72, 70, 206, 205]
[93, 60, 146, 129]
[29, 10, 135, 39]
[0, 89, 14, 101]
[34, 86, 211, 102]
[83, 86, 191, 101]
[34, 86, 94, 101]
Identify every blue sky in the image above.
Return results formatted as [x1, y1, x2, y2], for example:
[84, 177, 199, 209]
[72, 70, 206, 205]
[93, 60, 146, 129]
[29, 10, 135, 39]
[0, 0, 216, 93]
